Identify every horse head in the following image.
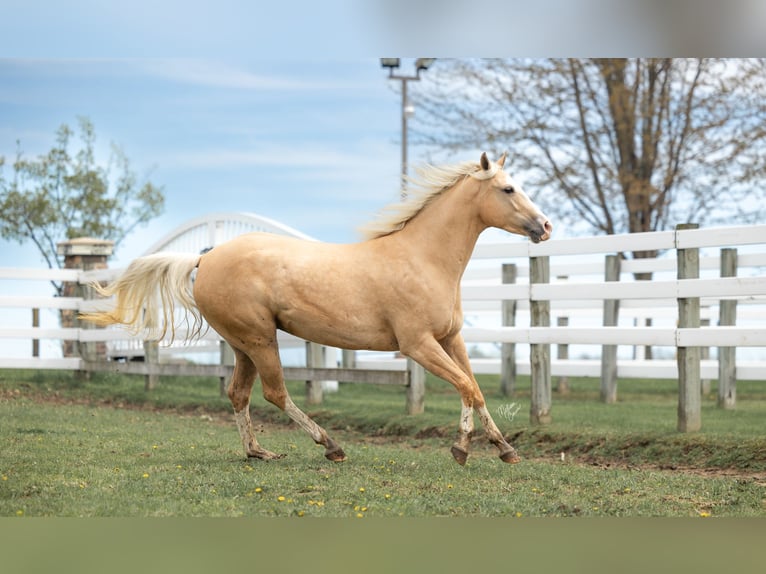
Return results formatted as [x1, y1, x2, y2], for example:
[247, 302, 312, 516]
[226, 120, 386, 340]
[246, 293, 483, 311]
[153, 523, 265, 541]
[476, 152, 552, 243]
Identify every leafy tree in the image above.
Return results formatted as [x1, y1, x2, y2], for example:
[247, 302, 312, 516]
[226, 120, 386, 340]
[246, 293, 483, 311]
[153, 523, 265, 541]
[414, 58, 766, 265]
[0, 117, 164, 294]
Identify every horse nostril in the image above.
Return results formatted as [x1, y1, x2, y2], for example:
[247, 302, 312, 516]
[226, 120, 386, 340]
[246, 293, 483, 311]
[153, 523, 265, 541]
[544, 220, 553, 234]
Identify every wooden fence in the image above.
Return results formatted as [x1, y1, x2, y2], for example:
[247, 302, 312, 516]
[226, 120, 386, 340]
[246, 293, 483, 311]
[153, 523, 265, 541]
[1, 223, 765, 430]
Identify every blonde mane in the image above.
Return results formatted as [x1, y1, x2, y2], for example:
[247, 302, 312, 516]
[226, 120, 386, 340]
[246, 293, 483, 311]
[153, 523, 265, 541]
[360, 160, 499, 240]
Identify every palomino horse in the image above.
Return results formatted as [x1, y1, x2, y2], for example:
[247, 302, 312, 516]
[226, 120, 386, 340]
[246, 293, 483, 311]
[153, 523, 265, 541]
[82, 152, 552, 465]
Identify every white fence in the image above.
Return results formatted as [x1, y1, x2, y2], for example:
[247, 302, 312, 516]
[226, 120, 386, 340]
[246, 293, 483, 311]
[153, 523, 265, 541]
[1, 223, 765, 427]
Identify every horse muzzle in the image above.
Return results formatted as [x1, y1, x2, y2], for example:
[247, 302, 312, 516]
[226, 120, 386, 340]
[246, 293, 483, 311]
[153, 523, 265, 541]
[527, 218, 553, 243]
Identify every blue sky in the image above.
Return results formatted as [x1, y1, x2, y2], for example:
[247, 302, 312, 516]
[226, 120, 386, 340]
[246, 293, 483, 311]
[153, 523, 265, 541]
[0, 58, 431, 268]
[2, 0, 764, 270]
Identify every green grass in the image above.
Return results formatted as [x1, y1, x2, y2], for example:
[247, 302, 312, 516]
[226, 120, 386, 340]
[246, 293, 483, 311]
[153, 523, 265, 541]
[1, 369, 765, 517]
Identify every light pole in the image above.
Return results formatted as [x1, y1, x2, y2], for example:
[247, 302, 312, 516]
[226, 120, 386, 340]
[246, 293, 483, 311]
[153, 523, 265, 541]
[381, 58, 435, 199]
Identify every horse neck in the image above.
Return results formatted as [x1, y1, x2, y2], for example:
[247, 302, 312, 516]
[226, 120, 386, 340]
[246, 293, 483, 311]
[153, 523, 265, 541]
[393, 179, 486, 278]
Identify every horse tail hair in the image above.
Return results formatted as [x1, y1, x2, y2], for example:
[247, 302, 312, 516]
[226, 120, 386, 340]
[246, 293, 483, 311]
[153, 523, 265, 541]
[80, 252, 203, 343]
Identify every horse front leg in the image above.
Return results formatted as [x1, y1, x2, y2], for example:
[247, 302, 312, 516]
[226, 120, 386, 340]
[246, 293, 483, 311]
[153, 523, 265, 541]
[442, 333, 521, 464]
[400, 335, 487, 465]
[404, 334, 521, 465]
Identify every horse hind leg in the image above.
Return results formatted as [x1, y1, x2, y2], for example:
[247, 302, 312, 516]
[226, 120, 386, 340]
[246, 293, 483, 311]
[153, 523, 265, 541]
[228, 347, 283, 460]
[250, 341, 347, 463]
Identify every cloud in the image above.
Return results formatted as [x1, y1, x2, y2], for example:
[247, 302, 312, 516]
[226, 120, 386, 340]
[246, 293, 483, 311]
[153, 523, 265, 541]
[160, 137, 397, 171]
[133, 59, 373, 92]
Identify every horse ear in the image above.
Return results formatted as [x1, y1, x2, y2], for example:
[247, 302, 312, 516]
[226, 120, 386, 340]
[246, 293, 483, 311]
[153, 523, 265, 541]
[480, 152, 490, 171]
[498, 151, 507, 167]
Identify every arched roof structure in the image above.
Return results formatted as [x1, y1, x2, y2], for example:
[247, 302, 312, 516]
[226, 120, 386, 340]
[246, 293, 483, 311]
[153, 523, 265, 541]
[142, 212, 314, 255]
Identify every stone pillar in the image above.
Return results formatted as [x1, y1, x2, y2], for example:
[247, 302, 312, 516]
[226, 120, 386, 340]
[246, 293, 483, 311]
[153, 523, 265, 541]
[57, 237, 114, 360]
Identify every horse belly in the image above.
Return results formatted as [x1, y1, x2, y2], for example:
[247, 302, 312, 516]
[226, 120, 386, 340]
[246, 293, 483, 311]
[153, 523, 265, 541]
[276, 302, 398, 351]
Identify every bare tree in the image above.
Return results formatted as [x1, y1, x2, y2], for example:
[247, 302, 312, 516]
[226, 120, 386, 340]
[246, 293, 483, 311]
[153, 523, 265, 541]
[414, 58, 766, 264]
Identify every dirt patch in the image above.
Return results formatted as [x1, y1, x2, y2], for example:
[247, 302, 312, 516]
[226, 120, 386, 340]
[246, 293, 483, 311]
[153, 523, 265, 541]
[414, 425, 453, 439]
[576, 454, 766, 484]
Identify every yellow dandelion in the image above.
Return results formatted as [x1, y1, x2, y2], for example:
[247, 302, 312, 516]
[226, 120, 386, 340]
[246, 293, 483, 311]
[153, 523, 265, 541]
[16, 510, 24, 516]
[447, 484, 453, 489]
[699, 511, 711, 518]
[297, 511, 305, 517]
[356, 513, 364, 518]
[277, 496, 286, 502]
[359, 487, 365, 493]
[384, 494, 391, 499]
[142, 473, 149, 478]
[316, 501, 325, 507]
[515, 512, 523, 518]
[255, 487, 263, 493]
[1, 475, 8, 481]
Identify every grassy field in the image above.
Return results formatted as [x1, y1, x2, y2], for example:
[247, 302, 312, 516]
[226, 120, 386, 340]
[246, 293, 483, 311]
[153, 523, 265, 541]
[1, 368, 764, 517]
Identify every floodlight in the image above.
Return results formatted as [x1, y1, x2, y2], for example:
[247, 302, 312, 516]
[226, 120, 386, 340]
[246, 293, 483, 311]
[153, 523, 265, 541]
[380, 58, 401, 69]
[415, 58, 436, 71]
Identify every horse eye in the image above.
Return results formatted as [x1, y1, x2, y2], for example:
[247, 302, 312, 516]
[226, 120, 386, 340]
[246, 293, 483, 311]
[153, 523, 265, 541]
[503, 186, 515, 194]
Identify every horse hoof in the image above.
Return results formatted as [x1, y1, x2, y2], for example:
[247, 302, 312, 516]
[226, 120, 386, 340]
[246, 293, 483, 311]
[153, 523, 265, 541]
[450, 445, 468, 466]
[499, 448, 521, 464]
[325, 446, 347, 463]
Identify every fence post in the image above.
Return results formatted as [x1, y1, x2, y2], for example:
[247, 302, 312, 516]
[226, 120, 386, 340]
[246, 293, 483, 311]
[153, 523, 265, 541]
[406, 358, 425, 415]
[676, 223, 701, 432]
[500, 263, 517, 396]
[305, 342, 324, 405]
[143, 340, 159, 391]
[718, 248, 737, 409]
[600, 254, 621, 403]
[342, 349, 356, 369]
[700, 318, 711, 395]
[529, 255, 551, 425]
[555, 275, 570, 394]
[556, 316, 570, 394]
[32, 308, 40, 357]
[322, 347, 339, 394]
[57, 237, 114, 378]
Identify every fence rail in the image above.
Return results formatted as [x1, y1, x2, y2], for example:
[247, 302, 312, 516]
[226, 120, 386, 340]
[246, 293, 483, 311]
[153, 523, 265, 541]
[2, 223, 765, 429]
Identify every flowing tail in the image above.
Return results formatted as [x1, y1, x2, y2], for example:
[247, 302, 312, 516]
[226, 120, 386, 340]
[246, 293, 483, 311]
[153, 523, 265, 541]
[80, 252, 203, 342]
